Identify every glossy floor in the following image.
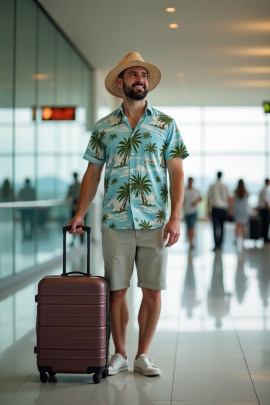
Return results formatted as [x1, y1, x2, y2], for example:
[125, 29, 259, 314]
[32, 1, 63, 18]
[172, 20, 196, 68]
[0, 222, 270, 405]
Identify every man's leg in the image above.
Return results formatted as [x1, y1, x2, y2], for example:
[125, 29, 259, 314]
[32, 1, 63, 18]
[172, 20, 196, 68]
[212, 208, 218, 248]
[110, 288, 129, 358]
[136, 287, 161, 358]
[219, 209, 226, 247]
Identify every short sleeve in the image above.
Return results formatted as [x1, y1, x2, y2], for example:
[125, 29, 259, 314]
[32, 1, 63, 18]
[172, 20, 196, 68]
[164, 119, 189, 161]
[83, 124, 106, 165]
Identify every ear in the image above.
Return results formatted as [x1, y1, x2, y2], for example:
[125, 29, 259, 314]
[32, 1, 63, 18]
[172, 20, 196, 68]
[116, 77, 123, 91]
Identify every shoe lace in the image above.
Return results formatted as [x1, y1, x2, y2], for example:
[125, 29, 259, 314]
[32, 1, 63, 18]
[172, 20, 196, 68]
[109, 354, 122, 367]
[141, 354, 156, 367]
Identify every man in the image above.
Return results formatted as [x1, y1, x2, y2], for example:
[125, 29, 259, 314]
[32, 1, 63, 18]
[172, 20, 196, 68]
[183, 177, 202, 249]
[67, 52, 188, 377]
[258, 178, 270, 243]
[207, 171, 231, 251]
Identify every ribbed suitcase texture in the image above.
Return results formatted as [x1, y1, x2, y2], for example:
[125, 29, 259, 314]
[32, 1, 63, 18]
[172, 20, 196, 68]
[35, 226, 110, 384]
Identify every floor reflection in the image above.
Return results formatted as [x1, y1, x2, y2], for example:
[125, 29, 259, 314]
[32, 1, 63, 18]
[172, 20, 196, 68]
[0, 221, 270, 404]
[181, 251, 200, 318]
[207, 251, 231, 330]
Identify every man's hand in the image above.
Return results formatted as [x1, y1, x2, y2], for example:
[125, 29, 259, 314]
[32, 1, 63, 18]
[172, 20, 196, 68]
[66, 215, 85, 235]
[163, 219, 180, 247]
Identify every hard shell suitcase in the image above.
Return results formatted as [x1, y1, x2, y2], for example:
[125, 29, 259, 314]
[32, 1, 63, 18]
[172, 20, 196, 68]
[34, 226, 110, 384]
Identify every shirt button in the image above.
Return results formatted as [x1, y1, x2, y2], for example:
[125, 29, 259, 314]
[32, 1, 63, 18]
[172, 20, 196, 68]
[131, 153, 134, 156]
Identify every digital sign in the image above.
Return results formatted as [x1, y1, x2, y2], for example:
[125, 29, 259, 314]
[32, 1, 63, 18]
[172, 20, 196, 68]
[263, 102, 270, 114]
[41, 107, 76, 121]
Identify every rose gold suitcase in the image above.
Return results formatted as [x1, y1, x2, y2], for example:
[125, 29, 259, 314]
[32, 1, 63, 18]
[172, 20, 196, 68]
[34, 226, 110, 384]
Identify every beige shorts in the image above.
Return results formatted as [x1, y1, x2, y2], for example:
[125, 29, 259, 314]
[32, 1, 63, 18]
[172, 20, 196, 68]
[101, 225, 168, 291]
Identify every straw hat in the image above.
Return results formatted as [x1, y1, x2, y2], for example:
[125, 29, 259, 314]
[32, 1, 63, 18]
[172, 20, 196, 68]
[105, 52, 161, 98]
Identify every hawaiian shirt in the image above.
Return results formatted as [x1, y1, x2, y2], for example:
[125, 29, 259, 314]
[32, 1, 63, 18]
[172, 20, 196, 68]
[83, 102, 189, 230]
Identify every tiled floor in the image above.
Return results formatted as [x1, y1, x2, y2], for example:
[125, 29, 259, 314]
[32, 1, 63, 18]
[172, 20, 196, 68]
[0, 222, 270, 405]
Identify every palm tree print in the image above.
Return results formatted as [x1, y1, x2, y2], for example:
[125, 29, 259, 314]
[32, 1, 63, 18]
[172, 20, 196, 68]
[158, 114, 173, 129]
[160, 141, 169, 168]
[117, 182, 130, 212]
[109, 133, 118, 142]
[130, 174, 152, 206]
[109, 223, 116, 229]
[90, 131, 103, 159]
[143, 132, 152, 140]
[145, 142, 158, 155]
[169, 144, 188, 158]
[155, 176, 161, 183]
[111, 177, 118, 186]
[156, 209, 167, 223]
[104, 175, 111, 194]
[139, 220, 153, 229]
[161, 184, 168, 203]
[102, 214, 109, 224]
[110, 116, 123, 126]
[117, 130, 142, 166]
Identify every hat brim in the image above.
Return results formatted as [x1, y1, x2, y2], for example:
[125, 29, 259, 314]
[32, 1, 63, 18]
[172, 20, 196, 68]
[105, 61, 161, 98]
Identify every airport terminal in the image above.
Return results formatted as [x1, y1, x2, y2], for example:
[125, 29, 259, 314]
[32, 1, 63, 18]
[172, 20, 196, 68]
[0, 0, 270, 403]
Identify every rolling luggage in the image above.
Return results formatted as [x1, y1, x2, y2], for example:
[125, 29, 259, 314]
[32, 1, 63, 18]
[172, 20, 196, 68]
[34, 225, 110, 384]
[249, 216, 262, 240]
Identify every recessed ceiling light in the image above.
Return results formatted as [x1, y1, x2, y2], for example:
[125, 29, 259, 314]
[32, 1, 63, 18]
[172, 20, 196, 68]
[169, 23, 178, 29]
[176, 73, 185, 79]
[166, 7, 176, 12]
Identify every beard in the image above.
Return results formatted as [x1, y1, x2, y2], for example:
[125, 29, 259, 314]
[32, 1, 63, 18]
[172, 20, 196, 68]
[123, 81, 148, 100]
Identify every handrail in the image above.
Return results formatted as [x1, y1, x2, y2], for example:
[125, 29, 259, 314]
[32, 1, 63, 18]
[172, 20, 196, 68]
[0, 199, 70, 209]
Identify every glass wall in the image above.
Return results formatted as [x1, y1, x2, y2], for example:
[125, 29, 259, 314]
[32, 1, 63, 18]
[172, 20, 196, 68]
[0, 0, 93, 282]
[159, 106, 270, 216]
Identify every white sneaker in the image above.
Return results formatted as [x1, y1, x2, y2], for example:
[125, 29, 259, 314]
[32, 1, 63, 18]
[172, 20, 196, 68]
[134, 354, 161, 376]
[108, 353, 128, 375]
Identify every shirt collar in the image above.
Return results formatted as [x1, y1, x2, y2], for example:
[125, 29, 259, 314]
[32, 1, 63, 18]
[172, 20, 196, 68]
[115, 101, 153, 117]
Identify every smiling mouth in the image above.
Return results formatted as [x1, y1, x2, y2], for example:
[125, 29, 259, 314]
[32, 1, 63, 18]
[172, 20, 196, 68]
[133, 83, 145, 91]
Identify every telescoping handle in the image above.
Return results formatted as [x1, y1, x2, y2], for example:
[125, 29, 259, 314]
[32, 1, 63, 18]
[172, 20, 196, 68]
[62, 225, 91, 276]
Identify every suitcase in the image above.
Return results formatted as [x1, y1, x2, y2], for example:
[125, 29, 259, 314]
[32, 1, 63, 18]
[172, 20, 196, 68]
[249, 216, 262, 240]
[34, 225, 110, 384]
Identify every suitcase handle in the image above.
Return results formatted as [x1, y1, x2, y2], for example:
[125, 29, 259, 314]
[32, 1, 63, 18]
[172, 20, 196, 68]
[62, 225, 91, 276]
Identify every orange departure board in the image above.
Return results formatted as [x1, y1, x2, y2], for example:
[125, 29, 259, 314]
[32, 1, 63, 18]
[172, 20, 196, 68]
[41, 107, 76, 121]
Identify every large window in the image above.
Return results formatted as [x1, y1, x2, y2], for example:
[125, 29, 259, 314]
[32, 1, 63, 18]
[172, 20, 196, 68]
[0, 0, 92, 281]
[158, 106, 270, 214]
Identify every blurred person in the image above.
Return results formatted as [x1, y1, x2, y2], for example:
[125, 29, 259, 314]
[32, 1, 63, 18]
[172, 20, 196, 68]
[66, 51, 189, 377]
[207, 171, 231, 251]
[258, 178, 270, 243]
[233, 179, 249, 245]
[66, 172, 83, 245]
[18, 178, 36, 240]
[183, 177, 202, 249]
[0, 178, 13, 201]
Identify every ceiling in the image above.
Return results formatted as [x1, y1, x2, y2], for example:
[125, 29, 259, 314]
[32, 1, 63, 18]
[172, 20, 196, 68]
[38, 0, 270, 106]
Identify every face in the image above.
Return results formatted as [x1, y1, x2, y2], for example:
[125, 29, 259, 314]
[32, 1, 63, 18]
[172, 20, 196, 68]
[118, 67, 149, 100]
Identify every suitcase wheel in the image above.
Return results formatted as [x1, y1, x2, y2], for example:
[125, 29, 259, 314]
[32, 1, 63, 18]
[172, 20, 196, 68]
[93, 373, 101, 384]
[40, 372, 48, 383]
[102, 369, 108, 378]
